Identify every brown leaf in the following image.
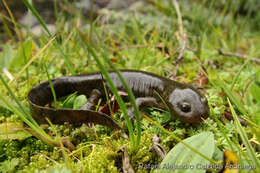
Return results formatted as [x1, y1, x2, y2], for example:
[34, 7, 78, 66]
[99, 99, 120, 115]
[99, 91, 128, 116]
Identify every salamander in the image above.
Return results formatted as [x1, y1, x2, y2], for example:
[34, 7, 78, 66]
[28, 70, 209, 130]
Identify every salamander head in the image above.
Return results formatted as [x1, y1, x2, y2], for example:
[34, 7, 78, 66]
[168, 87, 209, 123]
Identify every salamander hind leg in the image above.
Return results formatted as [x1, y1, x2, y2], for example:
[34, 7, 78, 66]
[128, 97, 158, 121]
[80, 89, 101, 110]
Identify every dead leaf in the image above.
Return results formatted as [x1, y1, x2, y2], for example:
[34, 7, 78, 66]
[149, 134, 166, 160]
[99, 91, 128, 116]
[219, 149, 239, 173]
[118, 146, 135, 173]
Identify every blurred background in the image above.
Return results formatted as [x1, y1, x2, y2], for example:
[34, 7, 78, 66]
[1, 0, 260, 39]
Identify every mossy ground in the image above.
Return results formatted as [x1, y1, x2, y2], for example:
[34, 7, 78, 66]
[0, 0, 259, 172]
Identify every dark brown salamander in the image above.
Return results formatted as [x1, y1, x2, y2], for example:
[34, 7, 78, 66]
[28, 70, 209, 130]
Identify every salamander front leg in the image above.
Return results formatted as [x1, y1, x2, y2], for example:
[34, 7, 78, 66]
[80, 89, 101, 110]
[128, 97, 158, 121]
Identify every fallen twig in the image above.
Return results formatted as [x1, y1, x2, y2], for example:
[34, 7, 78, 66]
[218, 49, 260, 65]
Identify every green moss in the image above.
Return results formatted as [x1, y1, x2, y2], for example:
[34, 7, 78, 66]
[65, 130, 160, 173]
[0, 140, 8, 162]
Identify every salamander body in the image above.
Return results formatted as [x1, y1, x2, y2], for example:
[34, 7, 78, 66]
[28, 70, 209, 129]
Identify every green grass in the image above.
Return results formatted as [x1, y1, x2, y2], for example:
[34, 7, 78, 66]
[0, 0, 259, 172]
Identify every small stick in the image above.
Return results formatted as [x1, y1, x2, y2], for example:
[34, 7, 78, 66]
[218, 49, 260, 65]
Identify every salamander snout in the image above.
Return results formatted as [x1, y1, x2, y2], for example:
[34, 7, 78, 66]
[168, 88, 209, 123]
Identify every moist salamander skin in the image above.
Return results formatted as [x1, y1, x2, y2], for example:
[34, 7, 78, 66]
[28, 70, 210, 127]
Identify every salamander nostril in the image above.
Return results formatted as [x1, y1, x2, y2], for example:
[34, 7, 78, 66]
[178, 102, 191, 113]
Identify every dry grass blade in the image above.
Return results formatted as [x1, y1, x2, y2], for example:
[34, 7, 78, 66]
[171, 0, 187, 77]
[2, 0, 23, 40]
[2, 68, 14, 80]
[172, 0, 186, 58]
[8, 36, 56, 85]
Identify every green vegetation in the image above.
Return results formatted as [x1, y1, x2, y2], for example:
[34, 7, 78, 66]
[0, 0, 259, 172]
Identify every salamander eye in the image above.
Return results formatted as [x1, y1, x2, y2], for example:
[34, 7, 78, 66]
[178, 102, 191, 113]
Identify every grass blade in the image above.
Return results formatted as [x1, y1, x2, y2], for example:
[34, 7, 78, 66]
[23, 0, 52, 37]
[230, 53, 252, 90]
[0, 92, 54, 143]
[0, 75, 58, 145]
[79, 35, 136, 147]
[0, 75, 33, 121]
[23, 0, 75, 74]
[91, 28, 142, 149]
[210, 105, 236, 152]
[228, 98, 260, 171]
[217, 80, 248, 116]
[43, 64, 57, 107]
[8, 36, 56, 85]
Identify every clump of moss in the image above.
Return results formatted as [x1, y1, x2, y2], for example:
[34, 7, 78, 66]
[77, 142, 119, 173]
[58, 130, 162, 173]
[24, 153, 54, 171]
[127, 131, 161, 173]
[0, 137, 54, 171]
[0, 140, 8, 162]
